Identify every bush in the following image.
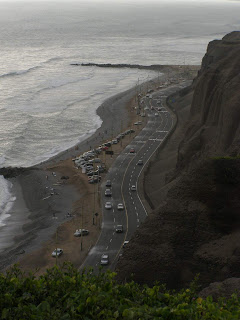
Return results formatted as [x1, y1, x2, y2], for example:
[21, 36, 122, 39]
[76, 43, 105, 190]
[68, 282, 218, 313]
[0, 263, 240, 319]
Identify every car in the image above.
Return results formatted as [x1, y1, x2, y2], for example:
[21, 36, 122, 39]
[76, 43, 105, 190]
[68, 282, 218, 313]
[102, 146, 109, 151]
[123, 241, 129, 248]
[112, 139, 118, 144]
[52, 248, 63, 257]
[106, 180, 111, 187]
[104, 142, 112, 147]
[101, 254, 109, 265]
[117, 203, 124, 210]
[155, 113, 159, 117]
[130, 129, 135, 133]
[129, 148, 135, 153]
[91, 176, 101, 183]
[105, 189, 112, 197]
[74, 229, 89, 237]
[87, 171, 94, 176]
[137, 159, 143, 165]
[131, 185, 136, 191]
[116, 225, 123, 233]
[134, 121, 142, 125]
[97, 166, 105, 173]
[105, 202, 112, 209]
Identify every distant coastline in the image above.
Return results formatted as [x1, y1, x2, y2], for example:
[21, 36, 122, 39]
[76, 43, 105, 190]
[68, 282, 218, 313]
[71, 62, 181, 71]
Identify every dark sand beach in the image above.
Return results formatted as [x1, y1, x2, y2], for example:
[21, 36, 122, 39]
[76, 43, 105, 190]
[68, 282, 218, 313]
[0, 66, 197, 274]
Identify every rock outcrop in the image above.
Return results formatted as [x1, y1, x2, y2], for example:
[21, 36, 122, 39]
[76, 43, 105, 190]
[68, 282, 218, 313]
[116, 31, 240, 295]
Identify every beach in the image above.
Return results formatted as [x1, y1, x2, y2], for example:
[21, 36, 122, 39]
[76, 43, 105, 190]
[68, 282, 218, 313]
[0, 66, 197, 274]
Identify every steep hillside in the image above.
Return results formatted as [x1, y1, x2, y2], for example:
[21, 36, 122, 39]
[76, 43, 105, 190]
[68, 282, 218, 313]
[116, 31, 240, 294]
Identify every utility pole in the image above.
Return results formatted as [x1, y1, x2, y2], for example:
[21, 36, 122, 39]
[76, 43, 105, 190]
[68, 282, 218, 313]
[93, 183, 95, 225]
[55, 229, 58, 266]
[81, 202, 83, 251]
[120, 120, 123, 147]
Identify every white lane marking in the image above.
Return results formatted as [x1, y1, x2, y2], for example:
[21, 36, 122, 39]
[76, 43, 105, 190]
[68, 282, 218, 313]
[113, 232, 115, 235]
[110, 239, 112, 243]
[106, 246, 108, 250]
[136, 212, 138, 216]
[114, 218, 115, 222]
[133, 201, 135, 205]
[113, 209, 115, 213]
[135, 207, 137, 210]
[137, 219, 139, 223]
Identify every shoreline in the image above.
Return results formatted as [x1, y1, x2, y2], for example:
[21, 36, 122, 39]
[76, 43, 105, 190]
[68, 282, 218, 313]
[0, 65, 199, 274]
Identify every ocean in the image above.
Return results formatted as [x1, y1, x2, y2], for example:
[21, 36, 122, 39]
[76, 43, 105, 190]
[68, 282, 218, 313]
[0, 0, 239, 226]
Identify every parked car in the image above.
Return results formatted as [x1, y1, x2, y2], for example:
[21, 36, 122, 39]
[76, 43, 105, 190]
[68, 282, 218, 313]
[52, 248, 63, 257]
[129, 148, 135, 153]
[74, 229, 89, 237]
[97, 166, 105, 173]
[117, 203, 124, 210]
[134, 121, 142, 125]
[137, 160, 143, 165]
[131, 185, 136, 191]
[112, 139, 118, 144]
[116, 225, 123, 233]
[101, 254, 109, 265]
[155, 113, 159, 117]
[106, 180, 111, 187]
[104, 142, 112, 147]
[105, 202, 112, 210]
[87, 171, 94, 176]
[105, 189, 112, 197]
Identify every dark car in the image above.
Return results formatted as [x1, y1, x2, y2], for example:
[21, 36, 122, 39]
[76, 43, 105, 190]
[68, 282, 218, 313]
[106, 180, 111, 187]
[115, 225, 123, 233]
[105, 189, 112, 197]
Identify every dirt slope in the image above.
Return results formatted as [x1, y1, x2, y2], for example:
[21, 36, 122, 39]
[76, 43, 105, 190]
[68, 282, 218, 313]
[116, 31, 240, 294]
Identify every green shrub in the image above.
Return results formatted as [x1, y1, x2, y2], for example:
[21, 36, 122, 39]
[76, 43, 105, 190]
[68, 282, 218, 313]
[0, 263, 239, 319]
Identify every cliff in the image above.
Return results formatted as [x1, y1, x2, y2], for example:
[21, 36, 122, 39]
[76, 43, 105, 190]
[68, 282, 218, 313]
[116, 31, 240, 295]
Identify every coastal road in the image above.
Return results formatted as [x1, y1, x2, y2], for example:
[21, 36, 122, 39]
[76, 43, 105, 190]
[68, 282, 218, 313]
[81, 81, 190, 271]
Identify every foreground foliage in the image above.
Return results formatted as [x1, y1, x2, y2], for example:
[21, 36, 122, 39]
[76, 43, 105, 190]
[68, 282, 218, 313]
[0, 263, 240, 319]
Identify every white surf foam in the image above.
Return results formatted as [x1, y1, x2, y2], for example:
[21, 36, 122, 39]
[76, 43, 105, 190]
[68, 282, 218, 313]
[0, 176, 15, 227]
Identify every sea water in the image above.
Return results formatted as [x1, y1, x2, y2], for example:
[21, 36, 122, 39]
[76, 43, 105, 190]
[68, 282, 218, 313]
[0, 0, 239, 224]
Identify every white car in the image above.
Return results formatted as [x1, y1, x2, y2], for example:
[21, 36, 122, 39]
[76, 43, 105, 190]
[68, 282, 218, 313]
[131, 185, 136, 191]
[117, 203, 124, 210]
[101, 254, 109, 265]
[52, 248, 63, 257]
[105, 202, 112, 210]
[154, 113, 159, 117]
[74, 229, 89, 237]
[123, 241, 129, 248]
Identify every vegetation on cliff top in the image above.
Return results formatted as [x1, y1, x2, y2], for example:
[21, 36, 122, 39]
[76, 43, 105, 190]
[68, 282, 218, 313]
[0, 263, 240, 319]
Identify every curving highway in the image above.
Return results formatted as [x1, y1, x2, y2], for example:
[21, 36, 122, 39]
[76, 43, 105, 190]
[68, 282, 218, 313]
[81, 81, 190, 271]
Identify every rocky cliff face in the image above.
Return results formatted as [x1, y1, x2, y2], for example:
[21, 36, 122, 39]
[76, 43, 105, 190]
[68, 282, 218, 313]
[116, 31, 240, 293]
